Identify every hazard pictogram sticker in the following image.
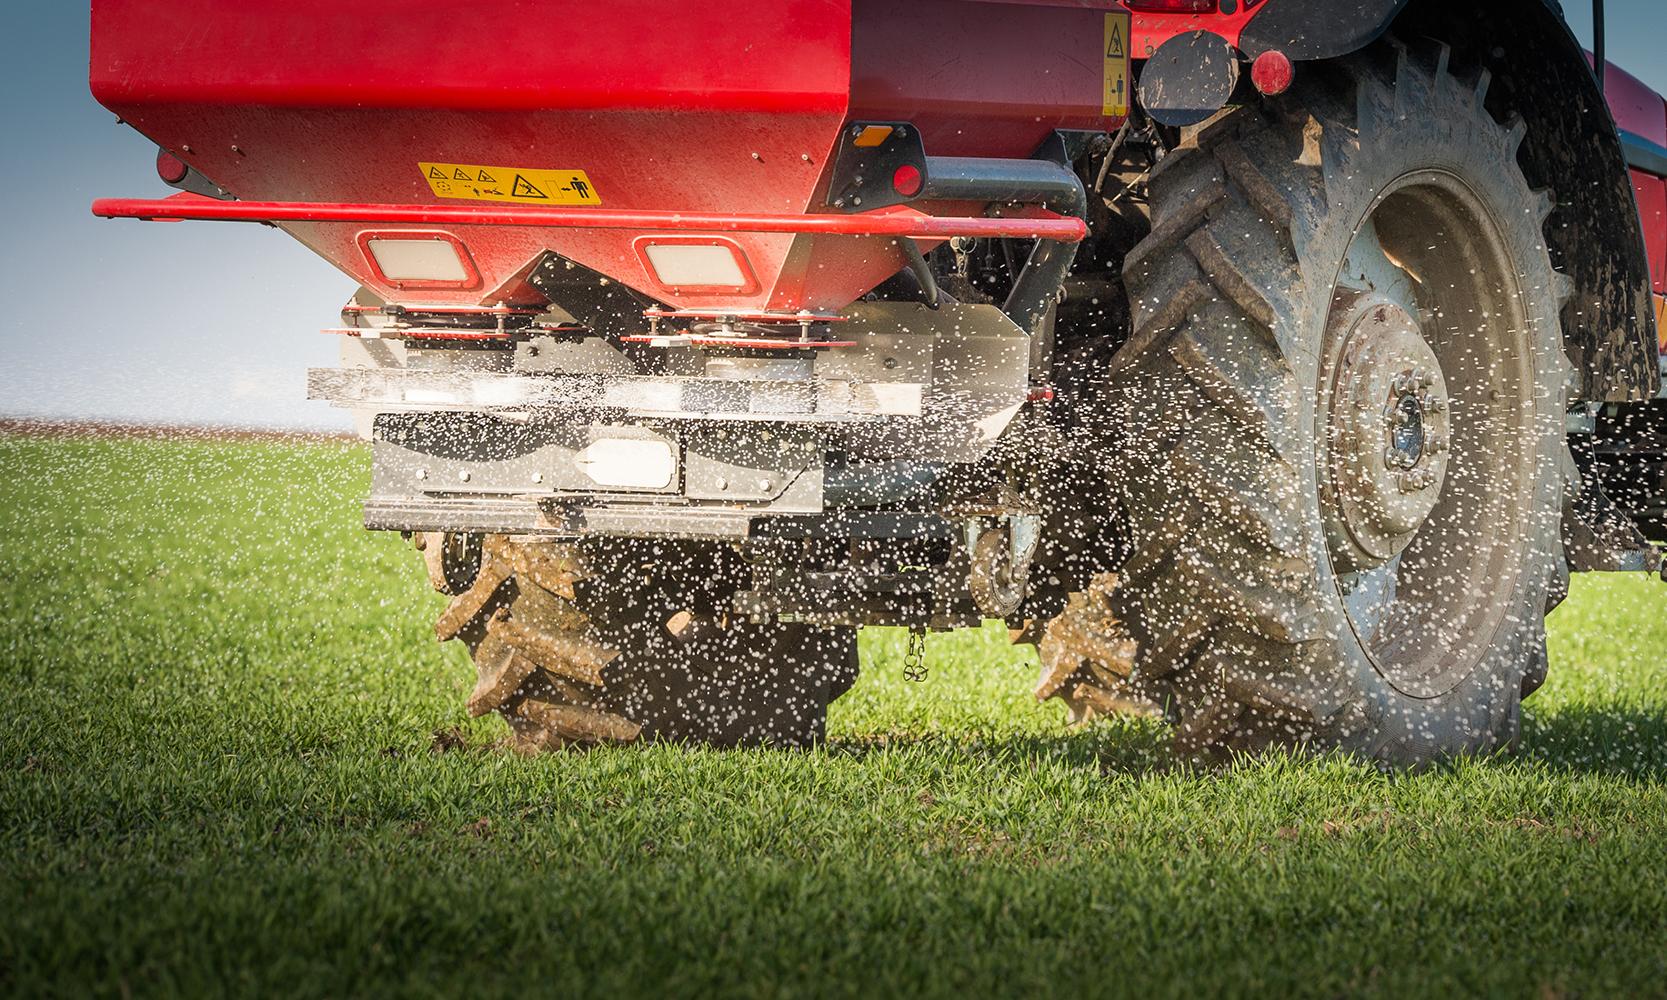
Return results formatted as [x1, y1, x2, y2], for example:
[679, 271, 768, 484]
[1103, 12, 1131, 118]
[417, 162, 602, 205]
[510, 174, 549, 199]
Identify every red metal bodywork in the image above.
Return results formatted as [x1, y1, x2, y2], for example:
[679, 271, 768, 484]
[90, 0, 1124, 314]
[1126, 3, 1261, 57]
[1602, 63, 1667, 350]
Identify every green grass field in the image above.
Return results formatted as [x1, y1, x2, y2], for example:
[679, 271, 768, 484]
[1, 435, 1664, 998]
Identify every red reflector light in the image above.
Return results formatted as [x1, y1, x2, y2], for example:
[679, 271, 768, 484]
[155, 149, 189, 185]
[892, 164, 923, 198]
[1250, 50, 1295, 96]
[1123, 0, 1217, 11]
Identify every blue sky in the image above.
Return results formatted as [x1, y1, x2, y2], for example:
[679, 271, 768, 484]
[0, 3, 1661, 429]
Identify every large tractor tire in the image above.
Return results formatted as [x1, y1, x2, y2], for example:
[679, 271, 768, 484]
[1093, 41, 1573, 765]
[419, 534, 858, 751]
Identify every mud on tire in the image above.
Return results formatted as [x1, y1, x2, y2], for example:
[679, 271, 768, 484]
[1079, 40, 1574, 766]
[419, 534, 858, 751]
[1032, 573, 1164, 723]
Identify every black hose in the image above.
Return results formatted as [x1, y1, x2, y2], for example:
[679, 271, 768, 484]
[898, 238, 939, 309]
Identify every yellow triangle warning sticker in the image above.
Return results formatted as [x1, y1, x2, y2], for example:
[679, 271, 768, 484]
[510, 174, 549, 199]
[418, 162, 601, 205]
[1103, 12, 1130, 118]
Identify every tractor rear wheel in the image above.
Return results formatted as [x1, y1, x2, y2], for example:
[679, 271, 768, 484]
[1095, 41, 1573, 765]
[419, 534, 858, 751]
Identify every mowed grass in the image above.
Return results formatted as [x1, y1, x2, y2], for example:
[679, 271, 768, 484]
[1, 435, 1664, 999]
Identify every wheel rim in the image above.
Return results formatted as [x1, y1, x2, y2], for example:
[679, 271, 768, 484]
[1316, 172, 1539, 699]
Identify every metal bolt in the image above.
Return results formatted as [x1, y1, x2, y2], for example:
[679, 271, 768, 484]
[751, 151, 761, 160]
[415, 469, 428, 481]
[458, 470, 471, 483]
[1419, 368, 1435, 388]
[1425, 395, 1446, 413]
[801, 153, 811, 162]
[851, 196, 862, 206]
[758, 479, 773, 491]
[1384, 447, 1400, 470]
[531, 471, 544, 484]
[852, 175, 863, 186]
[715, 477, 728, 491]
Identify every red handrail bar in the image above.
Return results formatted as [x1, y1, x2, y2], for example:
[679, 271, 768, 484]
[89, 196, 1088, 242]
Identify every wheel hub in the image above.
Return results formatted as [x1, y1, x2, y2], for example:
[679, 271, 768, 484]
[1323, 292, 1451, 572]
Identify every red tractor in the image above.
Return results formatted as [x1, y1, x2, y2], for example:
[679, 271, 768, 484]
[91, 0, 1666, 764]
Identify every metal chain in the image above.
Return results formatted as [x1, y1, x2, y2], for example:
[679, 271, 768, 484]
[903, 628, 928, 682]
[950, 236, 974, 279]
